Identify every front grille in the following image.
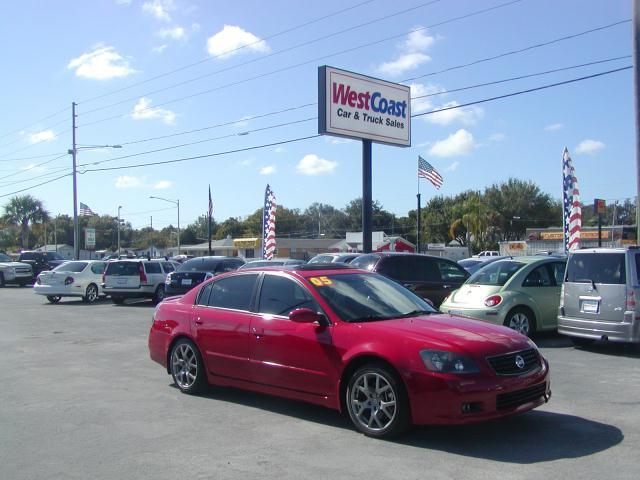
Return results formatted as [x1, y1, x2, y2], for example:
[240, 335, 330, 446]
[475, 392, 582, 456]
[487, 348, 541, 376]
[15, 267, 31, 274]
[496, 383, 547, 410]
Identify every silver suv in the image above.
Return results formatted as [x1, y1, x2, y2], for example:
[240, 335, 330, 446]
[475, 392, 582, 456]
[558, 247, 640, 346]
[102, 259, 178, 305]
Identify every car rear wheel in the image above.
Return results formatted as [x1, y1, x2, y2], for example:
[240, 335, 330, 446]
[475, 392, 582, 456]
[346, 364, 411, 438]
[83, 284, 99, 303]
[112, 296, 125, 305]
[170, 339, 206, 394]
[47, 295, 61, 304]
[505, 307, 536, 337]
[152, 285, 165, 305]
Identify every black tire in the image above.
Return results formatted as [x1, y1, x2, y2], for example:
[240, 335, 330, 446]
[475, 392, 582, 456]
[169, 338, 207, 394]
[0, 272, 5, 288]
[152, 285, 165, 305]
[504, 307, 537, 337]
[112, 296, 125, 305]
[82, 283, 99, 303]
[570, 337, 595, 347]
[47, 295, 61, 304]
[345, 363, 411, 438]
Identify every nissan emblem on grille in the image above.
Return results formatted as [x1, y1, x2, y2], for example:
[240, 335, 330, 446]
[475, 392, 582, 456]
[515, 355, 525, 369]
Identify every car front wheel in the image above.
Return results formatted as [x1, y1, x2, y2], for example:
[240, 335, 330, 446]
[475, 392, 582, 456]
[83, 284, 99, 303]
[170, 339, 206, 394]
[346, 364, 411, 438]
[47, 295, 61, 304]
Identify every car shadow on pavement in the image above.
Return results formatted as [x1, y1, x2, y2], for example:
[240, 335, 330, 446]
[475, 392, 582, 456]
[397, 410, 623, 463]
[577, 342, 640, 358]
[192, 385, 623, 463]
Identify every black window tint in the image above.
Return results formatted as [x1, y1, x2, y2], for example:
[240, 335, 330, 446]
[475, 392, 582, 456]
[258, 275, 320, 316]
[105, 262, 139, 275]
[566, 253, 626, 285]
[350, 255, 379, 271]
[377, 257, 402, 279]
[436, 259, 467, 282]
[46, 252, 64, 261]
[91, 262, 106, 274]
[197, 283, 213, 306]
[162, 262, 175, 273]
[416, 257, 439, 282]
[20, 252, 38, 261]
[636, 255, 640, 284]
[145, 262, 162, 274]
[523, 265, 553, 287]
[549, 262, 566, 285]
[207, 274, 257, 311]
[221, 260, 242, 272]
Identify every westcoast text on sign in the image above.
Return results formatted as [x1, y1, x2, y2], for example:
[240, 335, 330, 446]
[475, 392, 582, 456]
[318, 66, 411, 147]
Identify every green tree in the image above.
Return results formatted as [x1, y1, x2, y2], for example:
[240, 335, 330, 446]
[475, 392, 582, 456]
[2, 195, 50, 248]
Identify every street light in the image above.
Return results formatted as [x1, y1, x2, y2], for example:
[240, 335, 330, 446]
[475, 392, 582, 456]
[149, 196, 180, 255]
[117, 206, 123, 256]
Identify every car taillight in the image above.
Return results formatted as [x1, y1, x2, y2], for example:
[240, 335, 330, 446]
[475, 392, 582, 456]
[139, 263, 148, 283]
[626, 287, 637, 310]
[484, 295, 502, 307]
[64, 276, 74, 285]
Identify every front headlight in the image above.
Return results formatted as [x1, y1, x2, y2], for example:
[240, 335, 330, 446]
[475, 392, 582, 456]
[420, 349, 479, 374]
[165, 273, 172, 285]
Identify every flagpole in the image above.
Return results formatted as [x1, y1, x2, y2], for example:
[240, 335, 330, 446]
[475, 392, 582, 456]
[562, 148, 567, 254]
[416, 157, 421, 254]
[208, 185, 212, 256]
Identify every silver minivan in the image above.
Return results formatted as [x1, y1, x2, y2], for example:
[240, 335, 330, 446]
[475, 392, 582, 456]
[558, 247, 640, 346]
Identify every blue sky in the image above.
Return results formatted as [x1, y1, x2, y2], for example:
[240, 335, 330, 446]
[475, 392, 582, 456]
[0, 0, 634, 230]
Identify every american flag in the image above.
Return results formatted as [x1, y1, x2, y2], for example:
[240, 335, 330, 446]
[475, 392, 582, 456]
[79, 202, 95, 216]
[262, 184, 277, 260]
[562, 148, 581, 252]
[418, 156, 443, 189]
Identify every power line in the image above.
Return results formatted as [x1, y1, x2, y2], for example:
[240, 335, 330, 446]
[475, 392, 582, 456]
[0, 127, 71, 160]
[0, 154, 68, 182]
[0, 166, 72, 188]
[79, 0, 526, 129]
[0, 151, 68, 163]
[0, 106, 69, 141]
[78, 0, 379, 105]
[0, 172, 72, 199]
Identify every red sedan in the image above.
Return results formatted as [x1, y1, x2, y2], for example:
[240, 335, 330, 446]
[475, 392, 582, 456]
[149, 265, 550, 438]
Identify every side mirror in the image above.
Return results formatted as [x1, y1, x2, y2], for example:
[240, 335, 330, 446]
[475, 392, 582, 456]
[289, 308, 326, 325]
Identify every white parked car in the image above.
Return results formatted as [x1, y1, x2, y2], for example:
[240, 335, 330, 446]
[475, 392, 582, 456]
[474, 250, 501, 257]
[102, 259, 178, 305]
[0, 252, 34, 287]
[34, 260, 107, 304]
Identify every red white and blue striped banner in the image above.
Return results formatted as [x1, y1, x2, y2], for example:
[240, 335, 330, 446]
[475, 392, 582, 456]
[562, 148, 581, 252]
[262, 184, 277, 260]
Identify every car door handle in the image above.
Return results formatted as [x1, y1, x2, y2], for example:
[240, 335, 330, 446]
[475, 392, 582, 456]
[252, 326, 264, 336]
[442, 285, 451, 289]
[195, 317, 203, 325]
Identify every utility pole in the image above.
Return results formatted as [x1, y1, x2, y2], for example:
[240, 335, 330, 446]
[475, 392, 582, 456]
[71, 102, 79, 260]
[117, 205, 122, 255]
[634, 0, 640, 242]
[54, 217, 57, 251]
[150, 215, 154, 259]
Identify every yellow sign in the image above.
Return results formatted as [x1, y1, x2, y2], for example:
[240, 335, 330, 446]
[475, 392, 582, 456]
[540, 231, 609, 240]
[505, 242, 526, 250]
[233, 238, 258, 248]
[539, 232, 564, 240]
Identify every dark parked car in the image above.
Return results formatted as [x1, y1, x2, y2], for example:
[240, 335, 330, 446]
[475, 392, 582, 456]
[165, 256, 245, 296]
[458, 256, 509, 275]
[308, 253, 360, 264]
[18, 251, 67, 277]
[350, 253, 469, 307]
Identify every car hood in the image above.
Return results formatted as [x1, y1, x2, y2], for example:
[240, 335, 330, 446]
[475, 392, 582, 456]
[356, 313, 529, 357]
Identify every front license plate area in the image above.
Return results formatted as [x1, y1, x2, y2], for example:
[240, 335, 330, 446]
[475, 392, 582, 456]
[181, 279, 192, 286]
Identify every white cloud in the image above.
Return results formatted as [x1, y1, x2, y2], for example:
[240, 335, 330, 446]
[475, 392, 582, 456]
[445, 161, 460, 172]
[116, 0, 132, 5]
[157, 26, 186, 41]
[377, 52, 430, 77]
[575, 139, 605, 155]
[142, 0, 174, 21]
[151, 44, 168, 54]
[260, 165, 276, 175]
[425, 101, 484, 126]
[68, 45, 135, 80]
[429, 129, 476, 158]
[404, 29, 435, 52]
[325, 137, 353, 145]
[489, 133, 506, 142]
[115, 175, 145, 189]
[545, 123, 564, 131]
[131, 97, 176, 124]
[28, 130, 55, 144]
[410, 82, 445, 114]
[206, 25, 270, 58]
[296, 154, 337, 175]
[153, 180, 172, 189]
[274, 146, 286, 153]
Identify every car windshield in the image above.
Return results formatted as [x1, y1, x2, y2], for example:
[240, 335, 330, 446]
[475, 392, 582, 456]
[46, 252, 64, 261]
[178, 258, 222, 272]
[458, 259, 482, 268]
[53, 261, 86, 273]
[349, 255, 379, 271]
[241, 260, 285, 268]
[467, 260, 525, 286]
[309, 255, 335, 264]
[308, 272, 436, 323]
[0, 253, 12, 262]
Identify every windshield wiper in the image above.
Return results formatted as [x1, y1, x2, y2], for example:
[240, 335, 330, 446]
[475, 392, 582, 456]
[397, 309, 433, 318]
[350, 315, 392, 323]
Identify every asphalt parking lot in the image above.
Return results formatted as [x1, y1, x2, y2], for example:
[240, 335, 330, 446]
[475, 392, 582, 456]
[1, 287, 638, 480]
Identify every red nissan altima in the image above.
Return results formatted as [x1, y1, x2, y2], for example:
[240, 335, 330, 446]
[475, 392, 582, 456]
[148, 265, 550, 437]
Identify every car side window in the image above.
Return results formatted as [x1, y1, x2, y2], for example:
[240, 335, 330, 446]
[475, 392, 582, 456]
[417, 257, 440, 282]
[90, 262, 106, 275]
[523, 265, 553, 287]
[196, 283, 213, 306]
[549, 262, 566, 286]
[377, 257, 402, 279]
[161, 262, 175, 273]
[145, 262, 162, 274]
[635, 254, 640, 284]
[436, 259, 467, 283]
[207, 274, 258, 311]
[258, 275, 321, 317]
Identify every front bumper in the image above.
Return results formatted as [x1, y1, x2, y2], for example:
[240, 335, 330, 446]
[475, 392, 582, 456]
[558, 312, 640, 343]
[404, 357, 550, 425]
[2, 271, 33, 284]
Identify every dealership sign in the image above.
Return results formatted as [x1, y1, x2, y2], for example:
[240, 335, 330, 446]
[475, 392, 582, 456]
[318, 66, 411, 147]
[85, 228, 96, 250]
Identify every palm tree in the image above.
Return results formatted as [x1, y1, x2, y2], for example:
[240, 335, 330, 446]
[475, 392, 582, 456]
[3, 195, 50, 248]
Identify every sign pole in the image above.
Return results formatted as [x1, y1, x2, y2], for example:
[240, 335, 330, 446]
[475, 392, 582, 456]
[362, 139, 372, 254]
[416, 193, 421, 254]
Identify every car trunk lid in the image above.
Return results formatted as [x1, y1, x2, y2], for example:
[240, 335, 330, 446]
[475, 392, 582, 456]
[449, 284, 502, 306]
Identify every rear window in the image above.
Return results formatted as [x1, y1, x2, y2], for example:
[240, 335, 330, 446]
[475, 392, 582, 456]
[45, 252, 64, 261]
[105, 262, 140, 276]
[20, 252, 39, 260]
[468, 261, 524, 286]
[145, 262, 162, 274]
[458, 259, 482, 269]
[53, 262, 86, 273]
[350, 255, 380, 271]
[179, 258, 222, 272]
[566, 253, 626, 285]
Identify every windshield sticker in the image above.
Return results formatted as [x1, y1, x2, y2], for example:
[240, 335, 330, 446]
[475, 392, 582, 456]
[309, 276, 333, 287]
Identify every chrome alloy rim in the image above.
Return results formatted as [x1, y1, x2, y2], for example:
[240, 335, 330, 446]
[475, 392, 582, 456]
[171, 344, 198, 389]
[349, 372, 397, 431]
[508, 313, 530, 335]
[86, 285, 98, 302]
